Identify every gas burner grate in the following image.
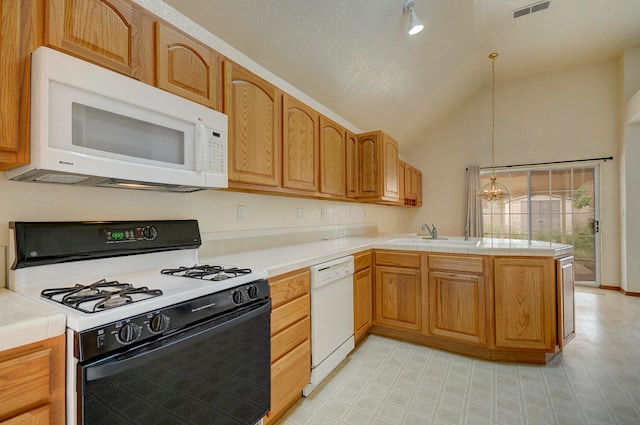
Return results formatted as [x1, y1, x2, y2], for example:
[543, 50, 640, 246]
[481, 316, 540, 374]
[161, 264, 252, 281]
[41, 279, 162, 313]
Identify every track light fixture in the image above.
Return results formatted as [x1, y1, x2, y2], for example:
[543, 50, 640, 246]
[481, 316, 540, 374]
[403, 0, 424, 35]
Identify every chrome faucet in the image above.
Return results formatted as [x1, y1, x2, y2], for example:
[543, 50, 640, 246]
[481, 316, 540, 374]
[421, 223, 438, 239]
[464, 226, 470, 241]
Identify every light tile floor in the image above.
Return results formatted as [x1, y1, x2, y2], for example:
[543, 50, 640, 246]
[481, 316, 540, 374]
[276, 287, 640, 425]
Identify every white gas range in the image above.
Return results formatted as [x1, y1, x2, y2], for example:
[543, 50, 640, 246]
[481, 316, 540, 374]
[8, 220, 271, 425]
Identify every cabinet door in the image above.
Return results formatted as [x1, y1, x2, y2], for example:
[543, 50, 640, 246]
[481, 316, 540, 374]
[0, 0, 22, 168]
[155, 21, 221, 109]
[356, 132, 379, 199]
[46, 0, 142, 77]
[375, 266, 421, 331]
[319, 116, 346, 197]
[354, 267, 373, 344]
[494, 257, 556, 350]
[415, 169, 423, 207]
[557, 256, 575, 348]
[381, 133, 399, 202]
[404, 162, 413, 199]
[282, 95, 318, 192]
[428, 271, 486, 345]
[345, 130, 358, 198]
[398, 161, 406, 206]
[224, 61, 281, 186]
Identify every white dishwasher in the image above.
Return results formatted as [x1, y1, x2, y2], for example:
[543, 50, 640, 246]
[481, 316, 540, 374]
[303, 255, 355, 396]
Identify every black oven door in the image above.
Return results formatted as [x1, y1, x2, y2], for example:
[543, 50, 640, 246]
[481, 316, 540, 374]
[78, 299, 271, 425]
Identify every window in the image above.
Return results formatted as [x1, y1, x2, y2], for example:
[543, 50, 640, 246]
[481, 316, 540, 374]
[481, 167, 597, 283]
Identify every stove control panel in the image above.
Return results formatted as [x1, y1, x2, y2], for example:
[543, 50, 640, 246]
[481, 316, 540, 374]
[105, 225, 158, 243]
[76, 279, 270, 362]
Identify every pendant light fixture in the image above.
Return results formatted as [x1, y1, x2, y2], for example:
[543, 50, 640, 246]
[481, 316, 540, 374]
[403, 0, 424, 35]
[479, 53, 510, 201]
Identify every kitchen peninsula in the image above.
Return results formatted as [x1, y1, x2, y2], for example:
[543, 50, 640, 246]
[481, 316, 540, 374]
[201, 234, 575, 365]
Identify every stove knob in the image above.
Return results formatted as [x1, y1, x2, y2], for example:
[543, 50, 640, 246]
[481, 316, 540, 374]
[247, 286, 259, 299]
[149, 313, 170, 333]
[141, 226, 157, 240]
[232, 290, 244, 304]
[118, 323, 141, 344]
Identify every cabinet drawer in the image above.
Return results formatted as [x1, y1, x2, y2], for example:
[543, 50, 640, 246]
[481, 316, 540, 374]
[270, 270, 310, 308]
[271, 293, 310, 336]
[271, 316, 310, 363]
[0, 405, 51, 425]
[0, 350, 51, 420]
[268, 341, 310, 423]
[428, 254, 485, 274]
[375, 251, 421, 268]
[354, 251, 372, 273]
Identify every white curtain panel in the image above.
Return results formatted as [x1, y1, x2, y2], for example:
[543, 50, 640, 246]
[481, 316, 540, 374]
[465, 166, 483, 237]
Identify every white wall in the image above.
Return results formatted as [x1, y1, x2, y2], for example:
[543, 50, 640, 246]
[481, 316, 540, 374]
[620, 48, 640, 293]
[406, 60, 621, 287]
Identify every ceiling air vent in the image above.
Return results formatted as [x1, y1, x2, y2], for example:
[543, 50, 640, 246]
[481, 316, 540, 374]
[513, 1, 550, 19]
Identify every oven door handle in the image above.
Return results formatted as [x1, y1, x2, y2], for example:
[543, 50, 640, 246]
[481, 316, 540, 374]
[83, 299, 271, 382]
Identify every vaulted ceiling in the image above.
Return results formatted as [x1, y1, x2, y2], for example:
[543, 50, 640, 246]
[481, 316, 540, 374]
[164, 0, 640, 152]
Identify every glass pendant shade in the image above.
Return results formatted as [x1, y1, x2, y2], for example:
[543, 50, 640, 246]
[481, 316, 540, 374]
[479, 175, 509, 201]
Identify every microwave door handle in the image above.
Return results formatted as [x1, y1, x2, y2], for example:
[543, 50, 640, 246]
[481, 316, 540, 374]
[196, 123, 206, 173]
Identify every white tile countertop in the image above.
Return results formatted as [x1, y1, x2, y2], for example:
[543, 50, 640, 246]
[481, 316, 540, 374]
[0, 288, 66, 352]
[201, 234, 574, 278]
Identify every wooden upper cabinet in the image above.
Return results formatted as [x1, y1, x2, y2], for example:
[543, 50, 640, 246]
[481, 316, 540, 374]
[356, 130, 399, 202]
[382, 132, 399, 201]
[155, 21, 221, 109]
[415, 168, 423, 207]
[319, 116, 346, 197]
[356, 132, 379, 199]
[0, 0, 41, 170]
[0, 0, 22, 168]
[224, 61, 281, 186]
[45, 0, 143, 78]
[399, 162, 423, 207]
[282, 94, 318, 192]
[345, 130, 358, 198]
[404, 162, 414, 199]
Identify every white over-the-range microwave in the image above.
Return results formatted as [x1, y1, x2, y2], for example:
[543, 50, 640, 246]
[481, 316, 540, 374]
[7, 46, 228, 192]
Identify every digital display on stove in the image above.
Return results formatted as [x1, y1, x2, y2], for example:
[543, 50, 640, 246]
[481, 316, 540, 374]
[104, 229, 136, 243]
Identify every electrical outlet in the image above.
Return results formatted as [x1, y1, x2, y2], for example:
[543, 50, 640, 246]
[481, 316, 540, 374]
[296, 208, 304, 220]
[237, 205, 245, 222]
[321, 208, 327, 222]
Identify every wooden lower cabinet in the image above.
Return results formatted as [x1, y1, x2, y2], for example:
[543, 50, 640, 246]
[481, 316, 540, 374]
[494, 257, 556, 351]
[265, 269, 311, 425]
[428, 271, 486, 345]
[427, 254, 488, 346]
[374, 251, 424, 332]
[0, 335, 65, 425]
[557, 256, 576, 348]
[353, 251, 373, 344]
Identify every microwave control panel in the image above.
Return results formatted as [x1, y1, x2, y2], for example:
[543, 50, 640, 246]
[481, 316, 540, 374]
[205, 128, 226, 174]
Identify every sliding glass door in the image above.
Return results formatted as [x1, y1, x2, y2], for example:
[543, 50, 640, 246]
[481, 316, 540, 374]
[481, 166, 598, 285]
